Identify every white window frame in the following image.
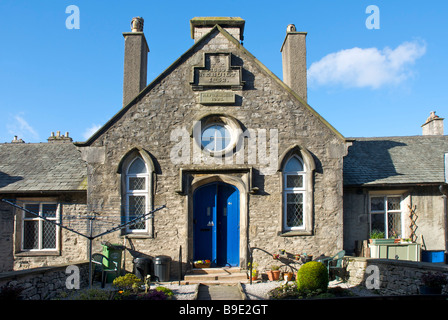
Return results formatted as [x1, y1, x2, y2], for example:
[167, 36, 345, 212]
[369, 195, 403, 239]
[125, 157, 150, 234]
[282, 155, 306, 231]
[201, 123, 233, 153]
[21, 202, 59, 251]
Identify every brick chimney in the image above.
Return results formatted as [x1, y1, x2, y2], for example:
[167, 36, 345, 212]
[422, 111, 444, 135]
[190, 17, 245, 42]
[122, 17, 149, 107]
[280, 24, 307, 102]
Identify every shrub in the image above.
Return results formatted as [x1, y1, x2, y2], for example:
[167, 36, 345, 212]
[138, 289, 168, 300]
[155, 286, 174, 298]
[74, 288, 113, 300]
[112, 273, 142, 292]
[268, 283, 299, 299]
[296, 261, 329, 293]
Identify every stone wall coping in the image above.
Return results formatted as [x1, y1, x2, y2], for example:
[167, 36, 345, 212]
[347, 256, 448, 272]
[0, 260, 89, 282]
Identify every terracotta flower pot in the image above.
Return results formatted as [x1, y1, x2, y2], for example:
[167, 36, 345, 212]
[283, 272, 294, 281]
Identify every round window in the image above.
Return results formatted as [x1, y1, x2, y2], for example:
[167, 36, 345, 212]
[201, 124, 232, 152]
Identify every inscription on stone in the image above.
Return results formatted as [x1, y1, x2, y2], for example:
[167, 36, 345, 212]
[191, 52, 244, 90]
[200, 91, 235, 104]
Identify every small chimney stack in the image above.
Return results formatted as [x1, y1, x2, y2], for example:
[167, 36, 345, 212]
[47, 131, 73, 143]
[280, 24, 308, 102]
[189, 17, 245, 42]
[122, 17, 149, 107]
[422, 111, 444, 135]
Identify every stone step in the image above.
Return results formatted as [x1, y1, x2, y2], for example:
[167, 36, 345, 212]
[184, 267, 249, 284]
[188, 267, 242, 274]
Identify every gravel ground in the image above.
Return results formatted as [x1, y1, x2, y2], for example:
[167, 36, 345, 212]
[241, 280, 379, 300]
[156, 283, 199, 300]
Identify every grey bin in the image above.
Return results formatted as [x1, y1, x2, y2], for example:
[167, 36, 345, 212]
[133, 257, 151, 281]
[154, 256, 171, 282]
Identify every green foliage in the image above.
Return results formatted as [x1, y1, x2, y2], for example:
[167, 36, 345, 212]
[268, 283, 299, 299]
[155, 286, 174, 298]
[73, 288, 114, 300]
[296, 261, 329, 293]
[112, 273, 143, 292]
[369, 229, 385, 239]
[268, 283, 353, 300]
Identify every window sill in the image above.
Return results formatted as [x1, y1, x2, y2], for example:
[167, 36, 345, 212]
[123, 233, 153, 239]
[279, 230, 313, 237]
[15, 250, 60, 257]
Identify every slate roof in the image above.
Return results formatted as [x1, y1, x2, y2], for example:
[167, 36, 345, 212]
[0, 143, 87, 193]
[343, 136, 448, 186]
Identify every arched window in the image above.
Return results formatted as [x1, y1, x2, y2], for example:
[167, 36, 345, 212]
[125, 157, 149, 233]
[283, 155, 306, 231]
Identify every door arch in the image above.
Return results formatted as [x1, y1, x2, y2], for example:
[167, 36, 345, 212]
[193, 182, 240, 267]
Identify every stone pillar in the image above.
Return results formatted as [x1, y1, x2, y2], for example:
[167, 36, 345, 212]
[281, 24, 307, 102]
[122, 17, 149, 107]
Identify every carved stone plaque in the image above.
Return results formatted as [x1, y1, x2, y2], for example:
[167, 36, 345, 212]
[191, 52, 244, 91]
[200, 91, 235, 104]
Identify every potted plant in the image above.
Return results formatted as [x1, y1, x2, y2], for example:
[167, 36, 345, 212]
[251, 269, 258, 281]
[282, 267, 294, 281]
[294, 254, 300, 261]
[419, 272, 447, 294]
[273, 254, 280, 260]
[248, 262, 258, 281]
[369, 230, 394, 244]
[194, 260, 211, 268]
[266, 265, 281, 281]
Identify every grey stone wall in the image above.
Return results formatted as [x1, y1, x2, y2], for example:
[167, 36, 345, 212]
[346, 257, 448, 295]
[82, 27, 346, 275]
[0, 261, 89, 300]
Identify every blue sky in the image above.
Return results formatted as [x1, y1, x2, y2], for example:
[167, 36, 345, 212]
[0, 0, 446, 143]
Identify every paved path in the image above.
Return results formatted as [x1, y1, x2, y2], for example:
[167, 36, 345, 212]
[197, 284, 244, 300]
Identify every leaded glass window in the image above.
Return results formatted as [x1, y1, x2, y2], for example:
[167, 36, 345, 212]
[126, 157, 149, 233]
[370, 196, 402, 238]
[22, 202, 58, 250]
[283, 156, 306, 231]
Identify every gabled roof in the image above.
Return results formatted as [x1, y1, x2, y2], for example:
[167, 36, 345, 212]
[76, 24, 345, 146]
[0, 143, 87, 193]
[343, 136, 448, 186]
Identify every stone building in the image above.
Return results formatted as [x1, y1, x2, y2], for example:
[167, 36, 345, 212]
[0, 17, 446, 277]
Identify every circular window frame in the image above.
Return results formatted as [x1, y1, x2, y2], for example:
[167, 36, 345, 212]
[193, 114, 241, 157]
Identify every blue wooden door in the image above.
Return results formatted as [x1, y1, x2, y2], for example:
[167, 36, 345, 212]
[193, 183, 239, 267]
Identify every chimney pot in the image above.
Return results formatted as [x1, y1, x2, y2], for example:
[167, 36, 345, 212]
[131, 17, 144, 32]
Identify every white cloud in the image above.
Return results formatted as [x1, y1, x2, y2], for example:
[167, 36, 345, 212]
[7, 114, 39, 142]
[83, 124, 102, 140]
[308, 40, 426, 89]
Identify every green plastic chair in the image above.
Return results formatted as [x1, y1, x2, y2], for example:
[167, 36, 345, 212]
[91, 253, 119, 288]
[323, 250, 346, 281]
